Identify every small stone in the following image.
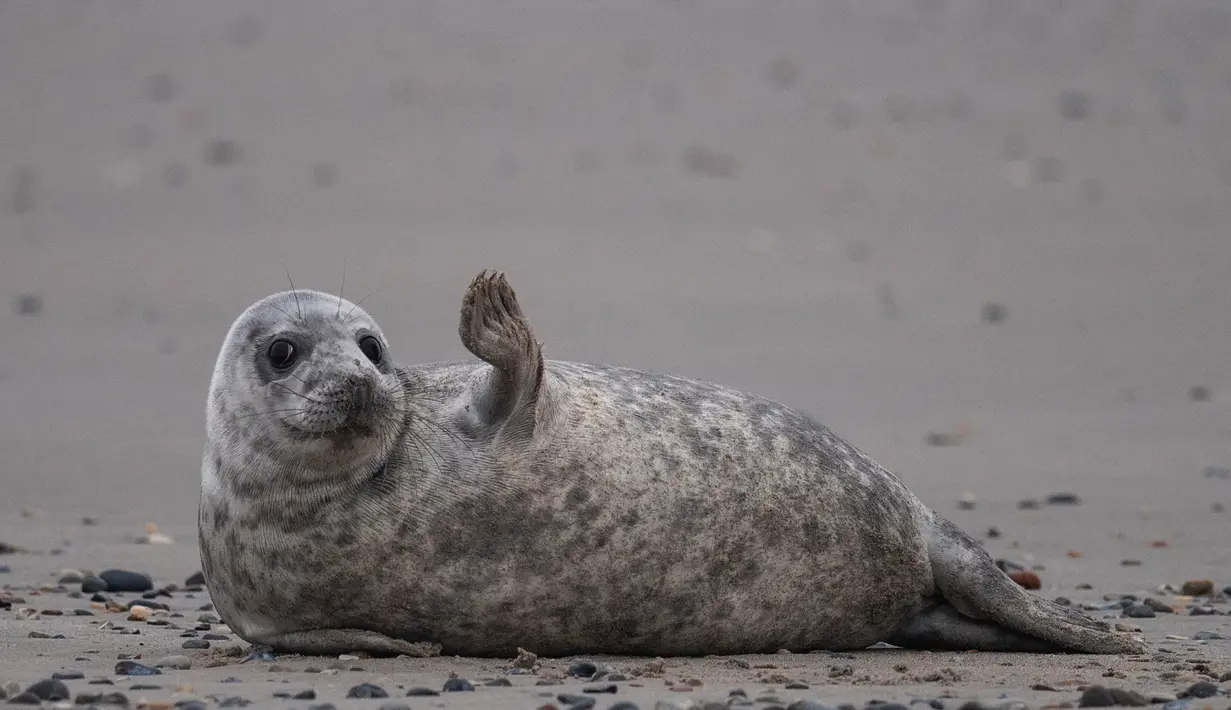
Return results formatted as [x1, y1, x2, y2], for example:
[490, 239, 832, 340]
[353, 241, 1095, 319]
[1017, 499, 1040, 510]
[956, 492, 977, 509]
[185, 572, 206, 587]
[175, 701, 207, 710]
[346, 683, 388, 699]
[155, 655, 191, 670]
[98, 570, 153, 593]
[405, 687, 439, 696]
[1178, 681, 1218, 699]
[76, 692, 129, 705]
[1180, 580, 1214, 596]
[982, 302, 1008, 324]
[1008, 571, 1041, 590]
[182, 639, 211, 649]
[1114, 623, 1142, 632]
[584, 683, 618, 693]
[568, 661, 599, 678]
[442, 678, 474, 692]
[377, 704, 410, 710]
[308, 705, 337, 710]
[1188, 386, 1212, 402]
[14, 294, 43, 316]
[1058, 90, 1092, 120]
[1078, 686, 1116, 707]
[24, 679, 70, 701]
[1045, 492, 1081, 505]
[1108, 689, 1147, 707]
[484, 678, 512, 687]
[609, 703, 641, 710]
[930, 433, 964, 448]
[114, 661, 161, 676]
[127, 606, 153, 621]
[202, 633, 229, 640]
[557, 694, 597, 709]
[1122, 604, 1155, 618]
[57, 570, 85, 584]
[6, 692, 41, 705]
[1143, 598, 1173, 612]
[51, 671, 84, 681]
[218, 697, 250, 708]
[291, 690, 316, 700]
[205, 139, 242, 166]
[986, 527, 1000, 539]
[1120, 559, 1142, 567]
[1192, 630, 1223, 640]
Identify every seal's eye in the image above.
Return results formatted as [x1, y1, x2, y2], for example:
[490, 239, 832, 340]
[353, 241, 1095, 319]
[359, 335, 383, 364]
[267, 339, 297, 370]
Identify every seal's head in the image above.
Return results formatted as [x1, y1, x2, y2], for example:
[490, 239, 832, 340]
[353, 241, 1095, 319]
[206, 289, 406, 485]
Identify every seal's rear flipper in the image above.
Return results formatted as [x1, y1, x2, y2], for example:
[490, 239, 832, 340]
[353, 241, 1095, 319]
[923, 516, 1146, 654]
[888, 602, 1062, 652]
[458, 270, 545, 444]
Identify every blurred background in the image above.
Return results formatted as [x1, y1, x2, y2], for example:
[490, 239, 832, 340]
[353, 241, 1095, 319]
[0, 1, 1228, 546]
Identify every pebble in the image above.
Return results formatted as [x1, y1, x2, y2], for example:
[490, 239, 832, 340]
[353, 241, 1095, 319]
[23, 679, 70, 702]
[584, 683, 619, 693]
[51, 671, 84, 681]
[784, 681, 810, 689]
[377, 704, 411, 710]
[1178, 681, 1218, 699]
[1192, 630, 1223, 639]
[175, 701, 208, 710]
[1123, 604, 1155, 618]
[1017, 499, 1040, 510]
[99, 570, 153, 593]
[1179, 580, 1214, 596]
[80, 575, 109, 593]
[1008, 571, 1041, 590]
[608, 703, 641, 710]
[75, 692, 129, 706]
[155, 655, 192, 670]
[443, 677, 475, 692]
[115, 660, 161, 676]
[1143, 598, 1173, 613]
[405, 687, 439, 696]
[1079, 686, 1117, 707]
[558, 694, 598, 709]
[484, 678, 512, 687]
[346, 683, 388, 699]
[1045, 492, 1081, 505]
[185, 571, 206, 587]
[218, 697, 250, 707]
[182, 639, 211, 649]
[308, 705, 338, 710]
[5, 692, 41, 705]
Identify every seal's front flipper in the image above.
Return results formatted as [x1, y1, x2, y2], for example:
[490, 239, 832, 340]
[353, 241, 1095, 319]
[458, 270, 545, 443]
[256, 628, 442, 657]
[888, 602, 1062, 652]
[926, 516, 1145, 654]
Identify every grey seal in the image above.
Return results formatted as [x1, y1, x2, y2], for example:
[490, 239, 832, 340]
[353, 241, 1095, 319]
[198, 270, 1144, 657]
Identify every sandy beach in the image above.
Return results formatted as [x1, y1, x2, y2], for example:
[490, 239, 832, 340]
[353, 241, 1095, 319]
[2, 1, 1230, 707]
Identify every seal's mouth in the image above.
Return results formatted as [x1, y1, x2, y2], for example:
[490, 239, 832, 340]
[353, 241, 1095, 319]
[272, 374, 395, 441]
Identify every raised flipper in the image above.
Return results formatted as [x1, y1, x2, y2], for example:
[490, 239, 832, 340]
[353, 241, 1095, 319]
[903, 515, 1146, 654]
[458, 270, 545, 445]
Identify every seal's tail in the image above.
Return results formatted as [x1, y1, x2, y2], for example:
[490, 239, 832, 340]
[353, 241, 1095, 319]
[918, 515, 1146, 654]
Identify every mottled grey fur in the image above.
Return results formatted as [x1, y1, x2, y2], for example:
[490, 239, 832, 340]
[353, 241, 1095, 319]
[198, 271, 1145, 658]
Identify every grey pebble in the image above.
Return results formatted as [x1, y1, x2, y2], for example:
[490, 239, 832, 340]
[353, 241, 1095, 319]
[483, 678, 512, 687]
[583, 683, 618, 693]
[377, 704, 411, 710]
[405, 687, 439, 696]
[155, 655, 191, 670]
[182, 639, 211, 649]
[98, 570, 153, 593]
[788, 701, 837, 710]
[1045, 492, 1081, 505]
[608, 703, 641, 710]
[1178, 682, 1218, 699]
[346, 683, 388, 699]
[185, 572, 206, 587]
[174, 701, 207, 710]
[114, 661, 160, 676]
[81, 576, 108, 594]
[51, 671, 84, 681]
[23, 679, 70, 702]
[442, 678, 474, 692]
[1122, 604, 1155, 618]
[1192, 630, 1223, 639]
[6, 692, 42, 705]
[218, 697, 251, 708]
[557, 693, 597, 709]
[785, 681, 810, 689]
[307, 705, 338, 710]
[76, 692, 129, 706]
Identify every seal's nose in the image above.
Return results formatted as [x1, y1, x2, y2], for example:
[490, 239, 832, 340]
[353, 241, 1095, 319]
[343, 373, 379, 417]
